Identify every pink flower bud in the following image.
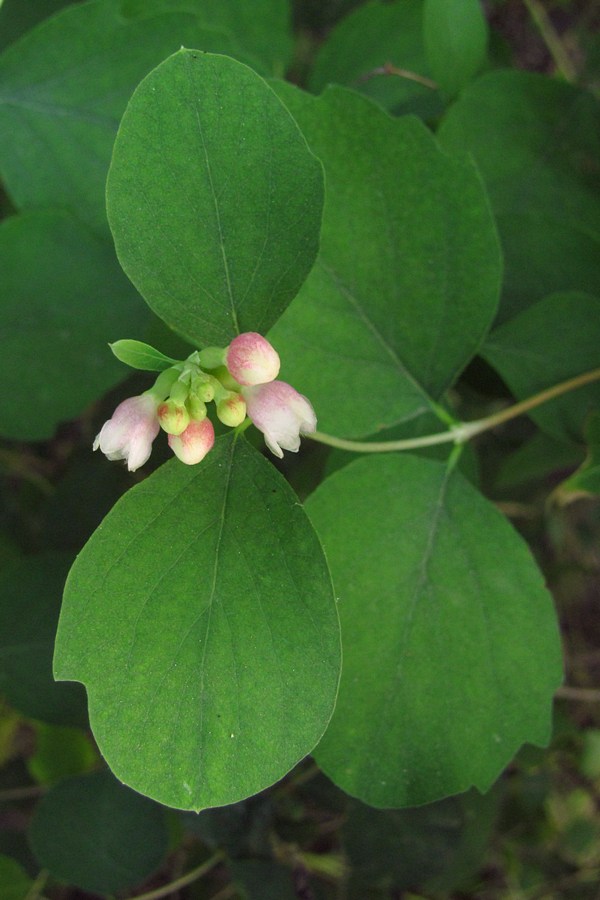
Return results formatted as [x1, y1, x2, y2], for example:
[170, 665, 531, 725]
[93, 394, 160, 472]
[243, 381, 317, 458]
[225, 332, 280, 386]
[168, 418, 215, 465]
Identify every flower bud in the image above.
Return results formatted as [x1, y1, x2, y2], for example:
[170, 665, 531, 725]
[225, 332, 280, 386]
[217, 394, 247, 427]
[158, 399, 190, 435]
[168, 418, 215, 465]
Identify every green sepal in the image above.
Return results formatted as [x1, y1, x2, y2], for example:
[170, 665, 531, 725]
[554, 413, 600, 503]
[109, 339, 178, 371]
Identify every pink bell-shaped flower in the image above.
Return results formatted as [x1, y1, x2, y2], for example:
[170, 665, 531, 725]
[243, 380, 317, 458]
[225, 332, 280, 386]
[93, 394, 160, 472]
[168, 418, 215, 465]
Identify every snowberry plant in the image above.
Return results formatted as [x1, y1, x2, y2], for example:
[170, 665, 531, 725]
[1, 1, 599, 892]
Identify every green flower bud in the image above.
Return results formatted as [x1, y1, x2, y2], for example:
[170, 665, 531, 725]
[191, 374, 215, 403]
[217, 394, 247, 428]
[212, 365, 241, 392]
[169, 378, 190, 406]
[158, 399, 190, 435]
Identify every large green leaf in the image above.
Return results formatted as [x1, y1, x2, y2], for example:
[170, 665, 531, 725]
[120, 0, 293, 76]
[107, 50, 324, 346]
[269, 84, 501, 438]
[481, 292, 600, 443]
[0, 209, 147, 441]
[28, 770, 169, 894]
[423, 0, 488, 99]
[309, 0, 442, 118]
[0, 0, 76, 51]
[0, 0, 259, 231]
[0, 553, 88, 728]
[305, 453, 562, 807]
[0, 855, 33, 900]
[54, 435, 340, 811]
[438, 70, 600, 323]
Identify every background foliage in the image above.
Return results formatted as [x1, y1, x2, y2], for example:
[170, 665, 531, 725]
[0, 0, 599, 898]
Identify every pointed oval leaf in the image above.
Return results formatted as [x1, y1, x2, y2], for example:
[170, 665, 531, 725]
[109, 339, 178, 371]
[423, 0, 488, 99]
[28, 770, 169, 894]
[54, 435, 340, 811]
[0, 210, 148, 441]
[305, 454, 563, 808]
[269, 84, 501, 438]
[481, 291, 600, 443]
[106, 49, 324, 346]
[0, 553, 88, 727]
[0, 0, 264, 230]
[437, 71, 600, 323]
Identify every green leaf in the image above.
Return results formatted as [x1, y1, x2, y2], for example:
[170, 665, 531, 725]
[0, 0, 259, 230]
[28, 770, 169, 894]
[343, 787, 500, 893]
[54, 435, 340, 811]
[556, 413, 600, 501]
[269, 84, 501, 438]
[423, 0, 488, 99]
[0, 0, 74, 52]
[27, 723, 98, 786]
[0, 855, 33, 900]
[107, 49, 324, 347]
[437, 71, 600, 323]
[481, 292, 600, 443]
[305, 454, 562, 808]
[110, 339, 178, 371]
[0, 210, 148, 441]
[120, 0, 294, 76]
[0, 553, 88, 728]
[309, 0, 442, 118]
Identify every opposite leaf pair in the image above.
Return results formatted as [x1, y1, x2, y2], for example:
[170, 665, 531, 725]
[93, 332, 317, 471]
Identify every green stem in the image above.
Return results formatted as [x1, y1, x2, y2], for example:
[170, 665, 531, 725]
[129, 851, 226, 900]
[523, 0, 578, 83]
[23, 870, 49, 900]
[308, 367, 600, 454]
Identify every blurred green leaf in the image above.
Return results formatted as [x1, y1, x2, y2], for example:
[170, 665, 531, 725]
[482, 292, 600, 443]
[309, 0, 442, 117]
[344, 787, 500, 894]
[556, 413, 600, 500]
[269, 83, 501, 438]
[438, 70, 600, 323]
[0, 553, 88, 728]
[423, 0, 488, 98]
[27, 723, 98, 785]
[0, 855, 33, 900]
[107, 50, 324, 346]
[120, 0, 294, 76]
[0, 0, 76, 52]
[28, 770, 169, 894]
[306, 453, 563, 807]
[0, 209, 148, 441]
[0, 0, 260, 230]
[231, 860, 297, 898]
[55, 435, 340, 811]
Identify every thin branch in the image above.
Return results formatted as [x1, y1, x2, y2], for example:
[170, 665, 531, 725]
[556, 685, 600, 702]
[129, 851, 226, 900]
[523, 0, 578, 83]
[357, 61, 438, 91]
[308, 367, 600, 454]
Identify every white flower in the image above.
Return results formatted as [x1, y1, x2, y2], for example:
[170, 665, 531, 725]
[93, 394, 160, 472]
[243, 380, 317, 458]
[225, 332, 280, 386]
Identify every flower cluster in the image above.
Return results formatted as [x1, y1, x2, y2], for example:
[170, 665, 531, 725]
[93, 333, 316, 471]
